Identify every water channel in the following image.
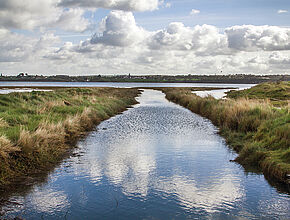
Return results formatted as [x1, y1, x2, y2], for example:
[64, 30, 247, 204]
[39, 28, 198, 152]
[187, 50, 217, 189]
[1, 90, 289, 219]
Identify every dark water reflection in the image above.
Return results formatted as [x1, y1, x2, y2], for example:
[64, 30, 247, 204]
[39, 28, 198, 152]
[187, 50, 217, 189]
[1, 90, 289, 219]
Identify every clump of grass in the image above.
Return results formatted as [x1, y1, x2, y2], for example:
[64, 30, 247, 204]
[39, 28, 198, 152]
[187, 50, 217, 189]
[18, 122, 66, 155]
[0, 135, 19, 160]
[227, 81, 290, 107]
[0, 87, 139, 185]
[37, 100, 65, 114]
[0, 118, 8, 128]
[160, 83, 290, 183]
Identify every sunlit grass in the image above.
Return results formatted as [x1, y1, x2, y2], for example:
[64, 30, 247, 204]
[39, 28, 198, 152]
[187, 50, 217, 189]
[227, 81, 290, 107]
[0, 87, 139, 185]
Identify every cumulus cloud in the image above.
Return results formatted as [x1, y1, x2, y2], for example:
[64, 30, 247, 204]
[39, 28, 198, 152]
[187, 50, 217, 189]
[0, 0, 90, 32]
[44, 41, 77, 61]
[147, 23, 228, 55]
[0, 0, 161, 31]
[246, 56, 269, 71]
[225, 25, 290, 51]
[0, 29, 35, 62]
[190, 9, 200, 15]
[148, 22, 196, 50]
[91, 11, 147, 46]
[59, 0, 160, 11]
[0, 0, 59, 30]
[53, 8, 91, 32]
[268, 52, 290, 70]
[269, 52, 290, 64]
[0, 29, 59, 63]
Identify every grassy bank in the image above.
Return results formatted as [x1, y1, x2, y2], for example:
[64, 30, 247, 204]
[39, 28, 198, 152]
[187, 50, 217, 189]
[0, 88, 139, 186]
[159, 82, 290, 183]
[227, 81, 290, 107]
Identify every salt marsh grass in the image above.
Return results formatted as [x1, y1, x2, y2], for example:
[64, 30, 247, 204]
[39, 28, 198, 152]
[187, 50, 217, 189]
[0, 88, 139, 185]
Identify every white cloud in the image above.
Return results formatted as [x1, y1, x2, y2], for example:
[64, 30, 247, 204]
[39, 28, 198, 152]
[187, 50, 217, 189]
[0, 28, 35, 62]
[269, 52, 290, 64]
[269, 52, 290, 70]
[0, 0, 91, 32]
[0, 0, 162, 32]
[53, 8, 91, 32]
[59, 0, 160, 11]
[44, 41, 77, 61]
[277, 10, 288, 14]
[190, 9, 200, 15]
[225, 25, 290, 51]
[147, 23, 228, 55]
[91, 11, 147, 47]
[0, 0, 60, 30]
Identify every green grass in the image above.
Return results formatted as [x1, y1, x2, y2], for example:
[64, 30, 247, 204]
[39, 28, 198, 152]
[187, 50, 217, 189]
[0, 88, 139, 185]
[159, 83, 290, 183]
[227, 81, 290, 107]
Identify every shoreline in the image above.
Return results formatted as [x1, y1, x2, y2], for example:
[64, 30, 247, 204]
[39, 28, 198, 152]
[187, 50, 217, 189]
[0, 81, 259, 84]
[0, 73, 288, 84]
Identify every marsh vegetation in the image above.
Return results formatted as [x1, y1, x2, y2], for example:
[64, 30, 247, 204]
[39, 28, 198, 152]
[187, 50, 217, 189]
[0, 88, 139, 185]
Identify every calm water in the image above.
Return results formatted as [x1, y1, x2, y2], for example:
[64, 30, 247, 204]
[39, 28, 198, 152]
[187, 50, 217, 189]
[0, 81, 253, 89]
[0, 88, 51, 94]
[192, 86, 252, 99]
[192, 89, 235, 99]
[1, 90, 289, 219]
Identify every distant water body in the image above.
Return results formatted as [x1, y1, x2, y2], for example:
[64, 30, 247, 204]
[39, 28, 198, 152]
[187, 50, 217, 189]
[0, 82, 254, 96]
[0, 81, 254, 89]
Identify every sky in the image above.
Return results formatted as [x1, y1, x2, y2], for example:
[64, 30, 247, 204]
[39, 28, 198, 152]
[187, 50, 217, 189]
[0, 0, 290, 75]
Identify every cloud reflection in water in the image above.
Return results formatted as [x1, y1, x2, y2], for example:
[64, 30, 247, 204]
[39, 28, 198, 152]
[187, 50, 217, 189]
[73, 90, 245, 212]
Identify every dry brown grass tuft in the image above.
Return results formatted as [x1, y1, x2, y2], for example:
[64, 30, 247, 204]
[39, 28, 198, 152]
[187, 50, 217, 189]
[0, 118, 8, 128]
[79, 108, 96, 130]
[62, 108, 97, 143]
[18, 122, 66, 155]
[63, 115, 82, 139]
[0, 135, 20, 159]
[17, 108, 99, 162]
[37, 100, 65, 114]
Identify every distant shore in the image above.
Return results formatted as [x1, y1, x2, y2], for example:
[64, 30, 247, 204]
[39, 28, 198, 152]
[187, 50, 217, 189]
[0, 74, 289, 84]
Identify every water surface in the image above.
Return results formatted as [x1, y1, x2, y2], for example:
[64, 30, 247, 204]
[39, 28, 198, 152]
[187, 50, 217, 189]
[0, 88, 51, 94]
[1, 90, 289, 219]
[0, 81, 253, 89]
[192, 86, 252, 99]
